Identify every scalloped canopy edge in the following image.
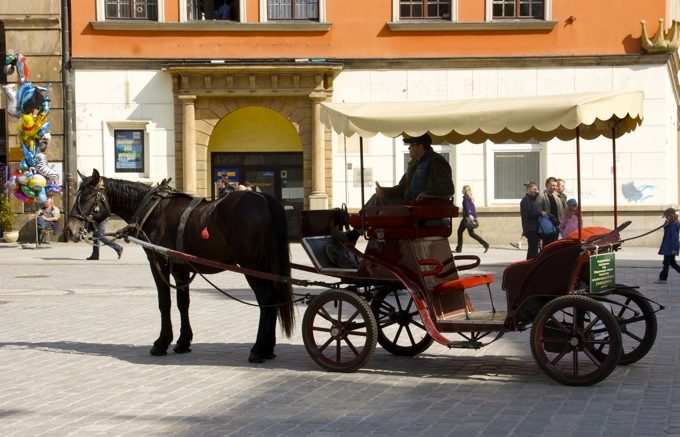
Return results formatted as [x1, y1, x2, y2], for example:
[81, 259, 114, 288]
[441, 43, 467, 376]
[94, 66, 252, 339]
[320, 91, 644, 144]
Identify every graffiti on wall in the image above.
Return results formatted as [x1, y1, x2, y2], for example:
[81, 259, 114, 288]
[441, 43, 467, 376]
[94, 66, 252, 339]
[621, 182, 654, 203]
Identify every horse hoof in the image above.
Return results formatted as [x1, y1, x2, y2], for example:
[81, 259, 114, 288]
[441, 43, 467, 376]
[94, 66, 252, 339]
[173, 345, 192, 354]
[265, 353, 276, 360]
[150, 346, 168, 356]
[248, 352, 264, 364]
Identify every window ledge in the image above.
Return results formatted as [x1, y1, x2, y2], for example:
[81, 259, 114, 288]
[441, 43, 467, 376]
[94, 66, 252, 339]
[387, 20, 558, 31]
[90, 20, 332, 32]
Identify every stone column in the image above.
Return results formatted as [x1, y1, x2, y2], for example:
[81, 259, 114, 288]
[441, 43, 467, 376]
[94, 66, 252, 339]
[309, 92, 328, 209]
[179, 95, 197, 194]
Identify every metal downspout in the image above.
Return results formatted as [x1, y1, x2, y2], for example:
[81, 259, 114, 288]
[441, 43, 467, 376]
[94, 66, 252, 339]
[61, 0, 76, 217]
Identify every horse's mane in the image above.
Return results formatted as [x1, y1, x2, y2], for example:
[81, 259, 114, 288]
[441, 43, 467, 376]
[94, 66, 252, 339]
[102, 176, 154, 221]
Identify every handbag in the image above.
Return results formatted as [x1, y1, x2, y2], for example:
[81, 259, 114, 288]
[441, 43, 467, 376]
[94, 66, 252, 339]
[538, 214, 558, 237]
[464, 217, 479, 230]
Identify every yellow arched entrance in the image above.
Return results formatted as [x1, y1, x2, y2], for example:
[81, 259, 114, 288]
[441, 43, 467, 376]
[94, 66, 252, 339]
[208, 106, 303, 152]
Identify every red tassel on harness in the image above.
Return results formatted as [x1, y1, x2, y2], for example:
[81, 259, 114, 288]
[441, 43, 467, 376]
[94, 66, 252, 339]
[201, 227, 210, 239]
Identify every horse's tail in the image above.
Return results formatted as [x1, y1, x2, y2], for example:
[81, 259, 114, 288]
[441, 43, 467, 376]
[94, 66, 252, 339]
[265, 194, 295, 337]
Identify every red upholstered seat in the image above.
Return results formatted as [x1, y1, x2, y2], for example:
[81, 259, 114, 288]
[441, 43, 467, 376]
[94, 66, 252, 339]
[433, 274, 494, 296]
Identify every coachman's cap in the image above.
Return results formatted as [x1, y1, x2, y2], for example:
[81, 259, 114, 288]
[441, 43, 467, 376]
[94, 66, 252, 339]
[403, 133, 432, 147]
[662, 207, 677, 217]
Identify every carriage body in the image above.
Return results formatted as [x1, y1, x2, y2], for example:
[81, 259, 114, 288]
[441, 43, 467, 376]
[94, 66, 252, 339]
[298, 204, 660, 385]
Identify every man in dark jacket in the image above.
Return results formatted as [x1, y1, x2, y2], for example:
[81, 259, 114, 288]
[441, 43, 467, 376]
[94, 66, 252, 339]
[338, 133, 454, 244]
[520, 181, 546, 259]
[380, 133, 454, 202]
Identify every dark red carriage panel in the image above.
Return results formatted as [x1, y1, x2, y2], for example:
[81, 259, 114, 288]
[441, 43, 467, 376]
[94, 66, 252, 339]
[348, 202, 459, 241]
[502, 239, 581, 318]
[298, 209, 344, 237]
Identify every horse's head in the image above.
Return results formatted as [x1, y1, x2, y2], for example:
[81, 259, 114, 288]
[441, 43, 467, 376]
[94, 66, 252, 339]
[63, 169, 112, 242]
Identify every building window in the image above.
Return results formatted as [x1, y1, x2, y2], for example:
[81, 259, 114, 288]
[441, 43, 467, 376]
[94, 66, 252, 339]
[113, 130, 145, 173]
[488, 141, 542, 202]
[492, 0, 544, 19]
[268, 0, 319, 20]
[400, 0, 451, 19]
[187, 0, 239, 21]
[105, 0, 158, 20]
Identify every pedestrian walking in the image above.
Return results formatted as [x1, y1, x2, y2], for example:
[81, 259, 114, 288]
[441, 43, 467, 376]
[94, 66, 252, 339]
[655, 207, 680, 284]
[454, 185, 488, 253]
[87, 218, 124, 260]
[520, 181, 543, 260]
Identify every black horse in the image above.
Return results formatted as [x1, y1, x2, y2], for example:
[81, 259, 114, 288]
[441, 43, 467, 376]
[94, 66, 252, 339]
[63, 169, 295, 363]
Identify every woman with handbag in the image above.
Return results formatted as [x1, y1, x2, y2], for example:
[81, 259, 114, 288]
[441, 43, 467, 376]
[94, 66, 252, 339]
[454, 185, 489, 253]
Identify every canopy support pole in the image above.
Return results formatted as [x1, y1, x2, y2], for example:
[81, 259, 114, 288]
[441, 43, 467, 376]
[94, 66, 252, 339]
[576, 127, 582, 242]
[612, 127, 618, 229]
[360, 137, 365, 209]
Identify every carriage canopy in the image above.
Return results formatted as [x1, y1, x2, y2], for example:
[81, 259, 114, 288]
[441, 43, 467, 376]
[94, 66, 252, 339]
[320, 90, 644, 144]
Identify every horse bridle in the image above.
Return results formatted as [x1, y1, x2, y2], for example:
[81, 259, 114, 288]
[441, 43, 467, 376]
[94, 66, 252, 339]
[69, 178, 112, 241]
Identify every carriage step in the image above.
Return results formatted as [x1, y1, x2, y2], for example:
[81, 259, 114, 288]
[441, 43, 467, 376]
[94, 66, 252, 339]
[447, 341, 483, 349]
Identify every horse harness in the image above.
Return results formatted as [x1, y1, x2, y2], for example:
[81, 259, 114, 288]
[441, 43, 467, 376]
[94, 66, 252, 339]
[69, 177, 113, 234]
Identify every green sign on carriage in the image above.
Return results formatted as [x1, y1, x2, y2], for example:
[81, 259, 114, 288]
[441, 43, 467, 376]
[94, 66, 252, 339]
[589, 253, 616, 292]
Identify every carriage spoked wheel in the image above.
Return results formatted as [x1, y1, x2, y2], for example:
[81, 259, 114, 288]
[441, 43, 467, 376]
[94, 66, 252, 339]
[371, 285, 434, 356]
[530, 295, 622, 386]
[591, 287, 658, 365]
[302, 289, 378, 372]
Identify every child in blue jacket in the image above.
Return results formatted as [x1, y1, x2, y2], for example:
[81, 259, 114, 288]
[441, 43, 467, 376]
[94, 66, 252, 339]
[655, 207, 680, 284]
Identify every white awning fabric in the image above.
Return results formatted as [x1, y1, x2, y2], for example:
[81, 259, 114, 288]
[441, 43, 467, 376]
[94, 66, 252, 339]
[320, 91, 644, 144]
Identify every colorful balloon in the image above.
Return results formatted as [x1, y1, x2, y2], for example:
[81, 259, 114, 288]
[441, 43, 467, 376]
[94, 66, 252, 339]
[37, 189, 47, 204]
[45, 184, 62, 194]
[13, 190, 28, 201]
[30, 174, 46, 191]
[21, 185, 36, 198]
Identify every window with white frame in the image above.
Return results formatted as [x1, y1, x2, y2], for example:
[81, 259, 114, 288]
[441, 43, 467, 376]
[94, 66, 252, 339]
[104, 121, 152, 179]
[492, 0, 544, 19]
[97, 0, 165, 21]
[487, 0, 551, 21]
[268, 0, 319, 20]
[401, 142, 453, 178]
[259, 0, 325, 22]
[392, 0, 551, 23]
[185, 0, 241, 21]
[488, 141, 542, 202]
[399, 0, 452, 19]
[105, 0, 158, 20]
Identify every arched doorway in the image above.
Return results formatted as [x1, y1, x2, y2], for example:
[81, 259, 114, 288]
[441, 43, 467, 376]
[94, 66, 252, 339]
[209, 106, 303, 238]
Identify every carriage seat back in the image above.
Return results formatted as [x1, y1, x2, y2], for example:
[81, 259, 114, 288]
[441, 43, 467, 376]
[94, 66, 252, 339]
[349, 200, 458, 240]
[502, 239, 581, 309]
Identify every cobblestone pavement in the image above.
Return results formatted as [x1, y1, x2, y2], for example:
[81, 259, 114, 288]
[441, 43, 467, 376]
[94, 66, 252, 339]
[0, 241, 678, 436]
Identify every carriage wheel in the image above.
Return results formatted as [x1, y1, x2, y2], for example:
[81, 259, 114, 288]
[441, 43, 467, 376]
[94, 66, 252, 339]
[302, 290, 377, 373]
[530, 295, 622, 386]
[591, 288, 658, 365]
[371, 285, 434, 356]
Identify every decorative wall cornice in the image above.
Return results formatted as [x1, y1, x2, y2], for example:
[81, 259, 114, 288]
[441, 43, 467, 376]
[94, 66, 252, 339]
[163, 63, 343, 97]
[0, 16, 60, 29]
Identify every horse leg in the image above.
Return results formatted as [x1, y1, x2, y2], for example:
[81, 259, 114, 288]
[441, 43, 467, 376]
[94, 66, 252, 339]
[246, 276, 278, 363]
[150, 265, 173, 356]
[173, 271, 193, 354]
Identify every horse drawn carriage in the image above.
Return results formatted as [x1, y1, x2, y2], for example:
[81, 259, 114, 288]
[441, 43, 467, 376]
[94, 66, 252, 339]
[65, 90, 663, 386]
